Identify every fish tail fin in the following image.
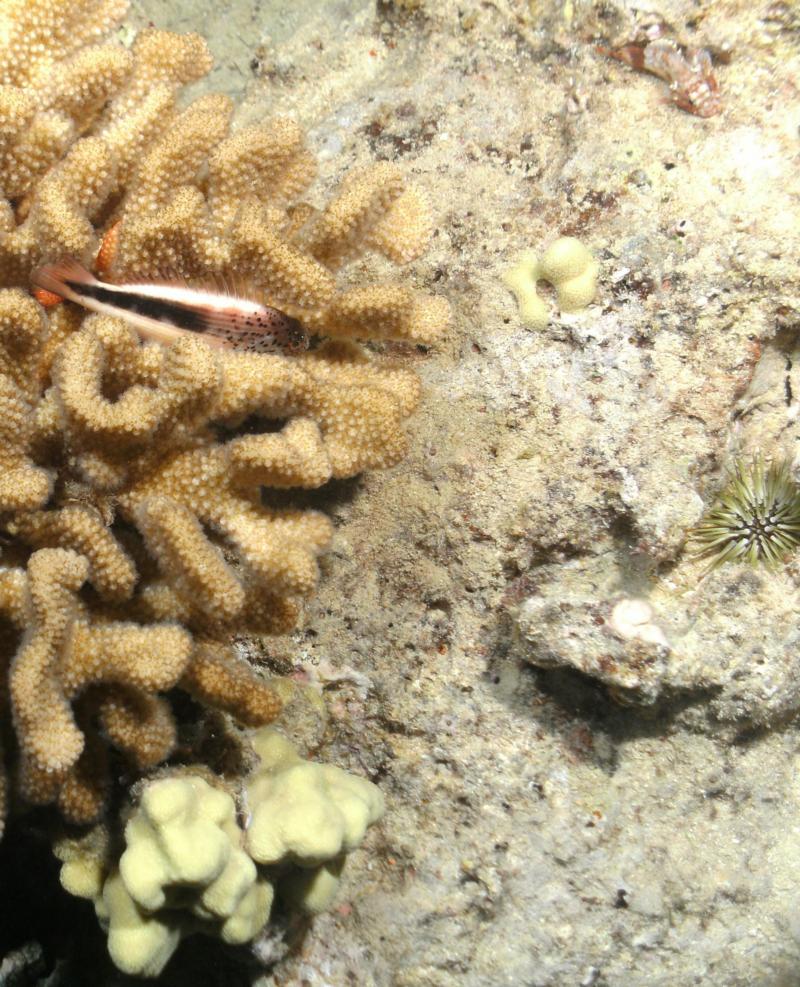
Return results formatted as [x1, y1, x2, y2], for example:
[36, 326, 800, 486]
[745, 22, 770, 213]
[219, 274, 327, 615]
[30, 258, 96, 302]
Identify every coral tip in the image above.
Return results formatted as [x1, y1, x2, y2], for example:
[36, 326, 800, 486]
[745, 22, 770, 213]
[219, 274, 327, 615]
[95, 220, 121, 278]
[33, 287, 63, 307]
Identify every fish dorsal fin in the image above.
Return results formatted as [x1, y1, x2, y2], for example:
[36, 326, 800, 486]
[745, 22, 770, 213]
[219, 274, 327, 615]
[132, 266, 190, 289]
[205, 271, 267, 305]
[129, 269, 268, 307]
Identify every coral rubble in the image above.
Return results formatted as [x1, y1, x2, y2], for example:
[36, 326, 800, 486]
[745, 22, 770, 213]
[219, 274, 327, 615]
[0, 0, 444, 865]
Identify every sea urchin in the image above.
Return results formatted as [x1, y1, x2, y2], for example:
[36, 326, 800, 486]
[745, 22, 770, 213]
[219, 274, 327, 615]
[692, 458, 800, 568]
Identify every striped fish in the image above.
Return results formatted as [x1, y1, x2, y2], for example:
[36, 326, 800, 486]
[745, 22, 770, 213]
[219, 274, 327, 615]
[31, 259, 309, 354]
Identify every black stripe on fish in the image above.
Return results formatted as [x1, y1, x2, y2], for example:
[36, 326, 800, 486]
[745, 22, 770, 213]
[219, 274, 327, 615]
[69, 279, 207, 334]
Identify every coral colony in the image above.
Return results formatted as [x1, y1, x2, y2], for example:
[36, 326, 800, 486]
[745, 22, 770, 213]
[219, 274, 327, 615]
[503, 236, 598, 330]
[0, 0, 447, 974]
[56, 728, 384, 976]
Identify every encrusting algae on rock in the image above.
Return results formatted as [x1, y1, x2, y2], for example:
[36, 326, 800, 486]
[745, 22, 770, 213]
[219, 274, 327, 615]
[0, 0, 447, 970]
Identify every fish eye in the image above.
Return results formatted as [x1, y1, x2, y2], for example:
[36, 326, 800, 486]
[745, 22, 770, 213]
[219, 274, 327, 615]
[286, 319, 308, 349]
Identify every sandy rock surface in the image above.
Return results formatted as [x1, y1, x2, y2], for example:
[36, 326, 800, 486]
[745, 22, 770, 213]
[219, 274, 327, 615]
[124, 1, 800, 984]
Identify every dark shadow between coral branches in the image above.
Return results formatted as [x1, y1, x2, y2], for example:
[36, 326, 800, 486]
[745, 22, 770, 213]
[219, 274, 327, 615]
[0, 812, 113, 985]
[261, 474, 363, 513]
[0, 814, 267, 987]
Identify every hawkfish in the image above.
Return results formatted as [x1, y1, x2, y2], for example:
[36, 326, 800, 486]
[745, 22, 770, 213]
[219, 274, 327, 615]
[598, 38, 722, 118]
[31, 259, 309, 354]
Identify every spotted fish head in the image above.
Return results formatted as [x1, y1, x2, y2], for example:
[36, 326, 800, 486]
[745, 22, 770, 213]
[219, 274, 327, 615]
[281, 315, 310, 352]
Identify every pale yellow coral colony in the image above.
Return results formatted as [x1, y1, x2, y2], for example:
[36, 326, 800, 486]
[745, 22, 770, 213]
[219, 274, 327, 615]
[0, 0, 446, 949]
[56, 728, 385, 977]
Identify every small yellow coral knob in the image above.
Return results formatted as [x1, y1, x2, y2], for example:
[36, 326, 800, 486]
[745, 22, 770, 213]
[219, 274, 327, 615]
[504, 237, 598, 327]
[539, 236, 599, 312]
[502, 249, 549, 329]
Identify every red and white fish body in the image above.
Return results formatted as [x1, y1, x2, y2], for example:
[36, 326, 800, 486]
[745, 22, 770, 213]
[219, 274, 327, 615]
[599, 38, 722, 118]
[31, 259, 309, 355]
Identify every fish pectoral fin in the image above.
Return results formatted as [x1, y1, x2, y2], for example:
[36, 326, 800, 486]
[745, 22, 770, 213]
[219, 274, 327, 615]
[203, 324, 281, 354]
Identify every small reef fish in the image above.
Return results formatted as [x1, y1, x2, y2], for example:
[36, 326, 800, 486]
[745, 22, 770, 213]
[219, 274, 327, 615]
[31, 259, 309, 354]
[598, 38, 722, 118]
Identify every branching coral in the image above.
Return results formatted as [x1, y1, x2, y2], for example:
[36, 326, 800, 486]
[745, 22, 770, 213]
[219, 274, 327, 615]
[5, 547, 191, 822]
[0, 0, 446, 841]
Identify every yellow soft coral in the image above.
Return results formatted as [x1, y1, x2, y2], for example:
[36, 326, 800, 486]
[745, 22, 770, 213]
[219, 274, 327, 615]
[6, 548, 191, 822]
[0, 0, 446, 842]
[108, 775, 273, 976]
[246, 728, 385, 914]
[58, 775, 274, 979]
